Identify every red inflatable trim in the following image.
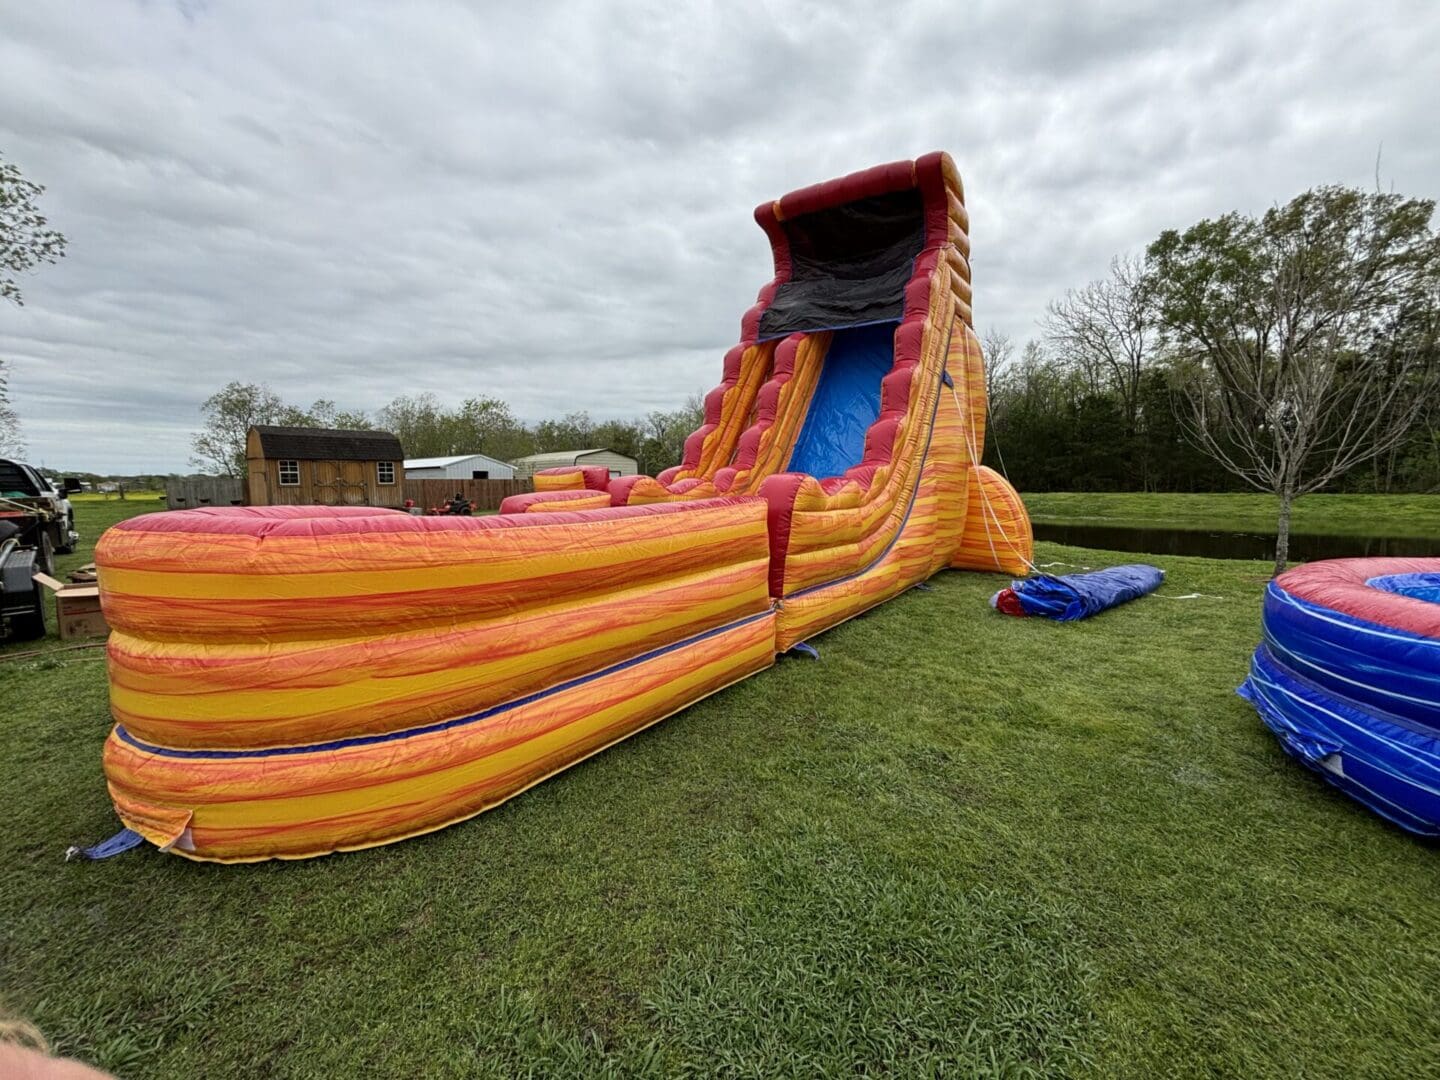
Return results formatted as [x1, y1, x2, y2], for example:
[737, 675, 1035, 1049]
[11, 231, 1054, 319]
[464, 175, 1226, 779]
[1276, 557, 1440, 638]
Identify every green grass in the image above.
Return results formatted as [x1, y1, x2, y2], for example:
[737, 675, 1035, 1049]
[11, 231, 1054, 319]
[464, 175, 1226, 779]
[3, 525, 1437, 1077]
[66, 491, 166, 503]
[1023, 491, 1440, 538]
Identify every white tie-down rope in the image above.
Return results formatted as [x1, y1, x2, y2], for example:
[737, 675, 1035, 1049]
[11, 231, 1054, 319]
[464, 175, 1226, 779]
[951, 368, 1227, 600]
[950, 378, 1040, 575]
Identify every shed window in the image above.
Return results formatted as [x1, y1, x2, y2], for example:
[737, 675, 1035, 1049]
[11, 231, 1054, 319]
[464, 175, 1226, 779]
[471, 469, 489, 480]
[278, 460, 301, 486]
[377, 461, 396, 485]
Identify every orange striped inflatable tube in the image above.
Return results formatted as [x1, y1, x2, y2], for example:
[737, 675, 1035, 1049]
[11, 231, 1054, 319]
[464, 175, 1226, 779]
[97, 501, 773, 861]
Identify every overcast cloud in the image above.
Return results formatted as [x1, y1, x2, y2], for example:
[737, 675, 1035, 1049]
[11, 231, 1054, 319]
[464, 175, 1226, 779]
[1, 0, 1437, 472]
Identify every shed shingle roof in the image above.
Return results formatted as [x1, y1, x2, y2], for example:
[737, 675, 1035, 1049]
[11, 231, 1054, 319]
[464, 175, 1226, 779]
[251, 426, 404, 462]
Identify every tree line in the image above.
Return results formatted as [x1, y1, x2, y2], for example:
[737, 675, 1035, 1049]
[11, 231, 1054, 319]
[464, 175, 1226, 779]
[984, 184, 1439, 569]
[190, 382, 706, 480]
[1, 151, 68, 456]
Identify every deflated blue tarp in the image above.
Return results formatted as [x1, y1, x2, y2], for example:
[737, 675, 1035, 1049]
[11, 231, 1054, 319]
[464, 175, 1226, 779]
[788, 321, 895, 480]
[998, 564, 1165, 621]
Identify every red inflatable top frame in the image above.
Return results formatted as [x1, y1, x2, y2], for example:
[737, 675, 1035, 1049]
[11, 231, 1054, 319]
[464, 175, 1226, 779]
[743, 151, 955, 343]
[1277, 557, 1440, 638]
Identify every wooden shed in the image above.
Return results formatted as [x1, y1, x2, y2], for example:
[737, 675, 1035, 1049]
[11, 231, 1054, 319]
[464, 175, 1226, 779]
[246, 426, 407, 508]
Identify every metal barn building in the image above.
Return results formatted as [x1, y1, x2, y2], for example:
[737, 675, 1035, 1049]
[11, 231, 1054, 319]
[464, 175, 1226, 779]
[511, 448, 639, 480]
[403, 453, 516, 481]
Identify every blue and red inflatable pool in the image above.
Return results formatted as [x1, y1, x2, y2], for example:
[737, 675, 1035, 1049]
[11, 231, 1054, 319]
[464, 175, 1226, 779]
[1240, 558, 1440, 836]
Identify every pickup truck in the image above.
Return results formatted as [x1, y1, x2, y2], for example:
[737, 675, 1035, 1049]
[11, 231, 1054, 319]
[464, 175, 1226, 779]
[0, 458, 79, 578]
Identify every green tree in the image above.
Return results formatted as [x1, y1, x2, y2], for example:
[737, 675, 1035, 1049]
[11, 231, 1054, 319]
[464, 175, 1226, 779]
[532, 411, 596, 452]
[1149, 186, 1440, 572]
[1043, 256, 1158, 483]
[1, 153, 67, 307]
[375, 393, 451, 458]
[191, 382, 287, 477]
[375, 394, 531, 460]
[284, 399, 370, 431]
[191, 382, 369, 476]
[2, 155, 67, 454]
[0, 357, 21, 456]
[638, 394, 706, 475]
[454, 397, 533, 461]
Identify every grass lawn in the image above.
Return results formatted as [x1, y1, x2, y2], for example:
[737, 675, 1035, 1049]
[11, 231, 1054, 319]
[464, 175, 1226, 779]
[1023, 491, 1440, 538]
[2, 502, 1438, 1077]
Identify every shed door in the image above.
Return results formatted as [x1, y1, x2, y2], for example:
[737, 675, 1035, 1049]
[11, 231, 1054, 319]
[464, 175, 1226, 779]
[312, 461, 369, 505]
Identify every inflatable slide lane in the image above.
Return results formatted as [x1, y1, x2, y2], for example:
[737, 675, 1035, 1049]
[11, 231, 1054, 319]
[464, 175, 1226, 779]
[94, 152, 1033, 861]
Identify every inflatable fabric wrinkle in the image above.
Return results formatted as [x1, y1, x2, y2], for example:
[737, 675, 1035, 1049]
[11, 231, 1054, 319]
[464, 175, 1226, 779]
[94, 152, 1036, 860]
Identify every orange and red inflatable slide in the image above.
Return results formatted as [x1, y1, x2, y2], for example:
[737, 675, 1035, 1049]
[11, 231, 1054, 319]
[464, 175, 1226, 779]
[94, 152, 1032, 861]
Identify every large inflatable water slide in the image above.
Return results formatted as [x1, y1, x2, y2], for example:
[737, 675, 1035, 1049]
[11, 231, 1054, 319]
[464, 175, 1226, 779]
[93, 152, 1033, 862]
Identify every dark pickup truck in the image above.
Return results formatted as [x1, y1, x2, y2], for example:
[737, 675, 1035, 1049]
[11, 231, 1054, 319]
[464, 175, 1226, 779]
[0, 459, 81, 640]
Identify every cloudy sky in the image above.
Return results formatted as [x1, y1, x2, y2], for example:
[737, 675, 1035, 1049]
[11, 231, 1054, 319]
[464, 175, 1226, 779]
[2, 0, 1437, 472]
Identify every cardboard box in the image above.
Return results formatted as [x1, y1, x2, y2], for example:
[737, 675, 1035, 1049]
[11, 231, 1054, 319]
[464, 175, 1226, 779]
[33, 573, 110, 641]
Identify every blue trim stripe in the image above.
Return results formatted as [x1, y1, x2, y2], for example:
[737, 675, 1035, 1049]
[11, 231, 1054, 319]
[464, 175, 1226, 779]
[116, 607, 777, 761]
[1241, 646, 1440, 836]
[1268, 581, 1440, 651]
[1262, 582, 1440, 731]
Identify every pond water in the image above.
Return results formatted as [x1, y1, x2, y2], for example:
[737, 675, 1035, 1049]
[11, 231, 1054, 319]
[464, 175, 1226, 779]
[1032, 522, 1440, 562]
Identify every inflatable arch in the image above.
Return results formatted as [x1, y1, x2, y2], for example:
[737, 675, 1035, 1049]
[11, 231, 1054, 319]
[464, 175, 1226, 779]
[95, 152, 1033, 861]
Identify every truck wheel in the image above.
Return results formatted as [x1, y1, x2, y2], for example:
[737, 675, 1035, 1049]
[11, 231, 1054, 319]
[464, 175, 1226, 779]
[37, 532, 56, 578]
[56, 514, 75, 554]
[11, 583, 46, 640]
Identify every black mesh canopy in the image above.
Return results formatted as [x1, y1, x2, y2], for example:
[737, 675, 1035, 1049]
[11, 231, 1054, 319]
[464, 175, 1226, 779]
[758, 188, 925, 340]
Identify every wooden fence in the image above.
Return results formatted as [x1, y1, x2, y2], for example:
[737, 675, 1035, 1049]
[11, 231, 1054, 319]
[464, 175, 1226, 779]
[166, 477, 244, 510]
[403, 478, 533, 511]
[166, 476, 532, 513]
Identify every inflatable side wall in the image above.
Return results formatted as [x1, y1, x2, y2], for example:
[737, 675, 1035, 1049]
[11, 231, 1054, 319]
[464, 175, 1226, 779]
[1240, 558, 1440, 835]
[95, 152, 1034, 861]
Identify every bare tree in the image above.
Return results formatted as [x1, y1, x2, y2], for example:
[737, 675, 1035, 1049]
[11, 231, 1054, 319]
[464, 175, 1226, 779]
[1042, 255, 1156, 435]
[979, 327, 1014, 408]
[1149, 186, 1440, 573]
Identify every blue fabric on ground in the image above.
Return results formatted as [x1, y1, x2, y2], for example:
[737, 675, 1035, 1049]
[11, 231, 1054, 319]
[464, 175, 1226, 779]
[1008, 564, 1164, 621]
[1239, 646, 1440, 836]
[787, 321, 895, 480]
[74, 828, 146, 860]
